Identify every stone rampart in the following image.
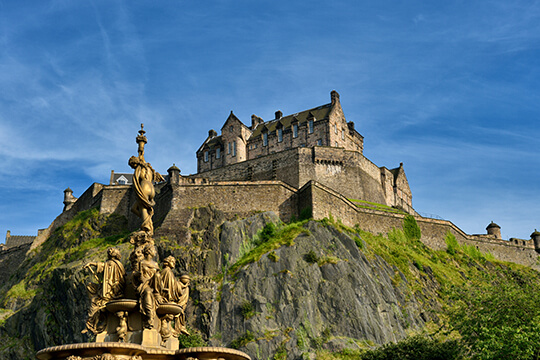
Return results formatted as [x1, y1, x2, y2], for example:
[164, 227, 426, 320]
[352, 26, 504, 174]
[5, 235, 35, 249]
[195, 146, 394, 207]
[303, 181, 540, 270]
[24, 173, 539, 271]
[29, 183, 104, 251]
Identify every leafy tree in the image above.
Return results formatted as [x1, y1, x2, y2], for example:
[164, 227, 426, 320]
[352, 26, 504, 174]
[358, 335, 463, 360]
[447, 269, 540, 360]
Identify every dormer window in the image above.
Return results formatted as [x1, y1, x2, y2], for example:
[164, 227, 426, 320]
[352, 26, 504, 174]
[263, 132, 268, 146]
[204, 151, 209, 162]
[278, 128, 283, 142]
[308, 119, 314, 134]
[117, 175, 128, 185]
[293, 124, 298, 138]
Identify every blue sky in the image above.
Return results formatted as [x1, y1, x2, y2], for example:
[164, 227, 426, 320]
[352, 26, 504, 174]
[1, 1, 539, 242]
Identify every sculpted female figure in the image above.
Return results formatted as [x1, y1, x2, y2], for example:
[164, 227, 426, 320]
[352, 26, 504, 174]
[129, 124, 164, 236]
[159, 256, 190, 336]
[135, 244, 161, 329]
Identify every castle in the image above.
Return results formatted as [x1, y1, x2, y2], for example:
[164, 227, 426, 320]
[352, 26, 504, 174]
[4, 91, 540, 270]
[194, 90, 413, 214]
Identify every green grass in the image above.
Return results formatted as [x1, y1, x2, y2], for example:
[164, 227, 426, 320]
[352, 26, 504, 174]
[348, 199, 407, 214]
[4, 280, 37, 302]
[229, 221, 310, 274]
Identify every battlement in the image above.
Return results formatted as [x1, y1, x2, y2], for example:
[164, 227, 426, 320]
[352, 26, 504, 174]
[4, 230, 38, 249]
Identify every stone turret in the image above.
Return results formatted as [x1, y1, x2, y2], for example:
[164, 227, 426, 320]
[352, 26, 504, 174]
[486, 221, 501, 239]
[63, 187, 77, 212]
[167, 163, 181, 185]
[531, 229, 540, 253]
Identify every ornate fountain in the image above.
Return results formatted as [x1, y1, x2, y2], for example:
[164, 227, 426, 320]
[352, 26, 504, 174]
[36, 125, 250, 360]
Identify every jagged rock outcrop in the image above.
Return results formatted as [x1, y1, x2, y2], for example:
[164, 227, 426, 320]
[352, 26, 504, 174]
[0, 208, 438, 360]
[209, 221, 430, 359]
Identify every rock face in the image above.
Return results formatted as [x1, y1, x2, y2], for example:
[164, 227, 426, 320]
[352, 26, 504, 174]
[210, 221, 428, 359]
[0, 208, 434, 360]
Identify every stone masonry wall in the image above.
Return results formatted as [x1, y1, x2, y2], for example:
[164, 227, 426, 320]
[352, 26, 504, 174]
[194, 146, 398, 208]
[169, 181, 297, 221]
[305, 181, 540, 270]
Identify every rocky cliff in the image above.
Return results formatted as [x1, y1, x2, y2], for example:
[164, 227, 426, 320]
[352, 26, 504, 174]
[0, 206, 534, 360]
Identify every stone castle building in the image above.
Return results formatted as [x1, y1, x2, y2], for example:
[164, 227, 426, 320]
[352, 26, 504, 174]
[195, 91, 414, 214]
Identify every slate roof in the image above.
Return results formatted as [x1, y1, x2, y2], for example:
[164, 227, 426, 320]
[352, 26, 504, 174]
[250, 103, 332, 138]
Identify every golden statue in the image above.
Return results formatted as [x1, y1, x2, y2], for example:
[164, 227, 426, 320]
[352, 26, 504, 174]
[129, 124, 164, 236]
[83, 247, 126, 334]
[134, 243, 161, 329]
[159, 256, 190, 336]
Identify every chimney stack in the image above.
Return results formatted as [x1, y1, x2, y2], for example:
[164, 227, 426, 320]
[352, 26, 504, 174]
[331, 90, 340, 105]
[251, 115, 263, 129]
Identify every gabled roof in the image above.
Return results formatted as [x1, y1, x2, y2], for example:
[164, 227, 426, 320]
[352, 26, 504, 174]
[250, 103, 332, 138]
[197, 135, 223, 155]
[389, 163, 405, 181]
[221, 111, 250, 132]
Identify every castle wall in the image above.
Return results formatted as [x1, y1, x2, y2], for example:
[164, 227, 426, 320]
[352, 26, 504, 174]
[5, 235, 35, 249]
[301, 147, 388, 205]
[304, 181, 540, 270]
[99, 185, 132, 216]
[173, 181, 297, 220]
[195, 146, 393, 208]
[195, 148, 302, 189]
[29, 183, 105, 251]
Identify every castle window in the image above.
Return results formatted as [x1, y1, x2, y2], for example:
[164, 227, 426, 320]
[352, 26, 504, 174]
[308, 120, 314, 134]
[204, 151, 209, 162]
[233, 141, 237, 156]
[278, 128, 283, 142]
[263, 132, 268, 146]
[342, 129, 345, 140]
[216, 148, 221, 159]
[117, 175, 128, 185]
[317, 139, 322, 146]
[335, 141, 338, 147]
[334, 124, 337, 134]
[229, 125, 233, 132]
[293, 124, 298, 138]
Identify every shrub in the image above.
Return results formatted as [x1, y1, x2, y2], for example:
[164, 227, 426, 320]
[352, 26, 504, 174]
[445, 232, 459, 255]
[359, 335, 463, 360]
[403, 215, 421, 241]
[178, 327, 207, 348]
[240, 301, 255, 319]
[299, 207, 313, 221]
[304, 250, 319, 264]
[230, 331, 255, 349]
[258, 222, 277, 244]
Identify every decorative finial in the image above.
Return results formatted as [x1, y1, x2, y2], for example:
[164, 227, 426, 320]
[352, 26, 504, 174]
[136, 124, 148, 159]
